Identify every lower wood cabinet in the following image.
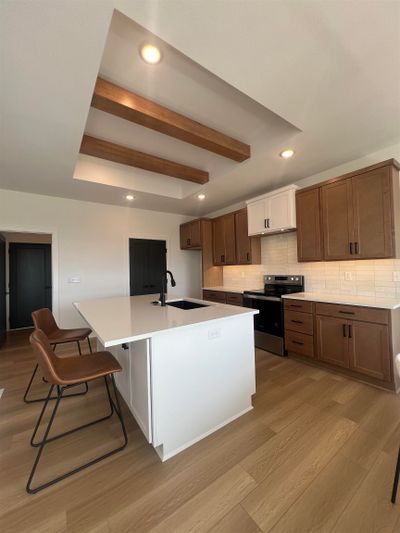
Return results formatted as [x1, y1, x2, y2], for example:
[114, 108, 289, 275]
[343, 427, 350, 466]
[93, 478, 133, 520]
[285, 299, 396, 390]
[203, 290, 243, 306]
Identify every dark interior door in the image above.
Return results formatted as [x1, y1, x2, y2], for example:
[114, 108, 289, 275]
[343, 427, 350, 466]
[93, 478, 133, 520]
[9, 243, 52, 329]
[0, 235, 6, 346]
[129, 239, 167, 296]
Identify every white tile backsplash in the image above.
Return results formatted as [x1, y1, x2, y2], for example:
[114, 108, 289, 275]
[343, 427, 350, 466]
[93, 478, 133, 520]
[223, 232, 400, 299]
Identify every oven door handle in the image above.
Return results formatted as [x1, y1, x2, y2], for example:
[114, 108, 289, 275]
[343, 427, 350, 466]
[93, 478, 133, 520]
[244, 294, 281, 302]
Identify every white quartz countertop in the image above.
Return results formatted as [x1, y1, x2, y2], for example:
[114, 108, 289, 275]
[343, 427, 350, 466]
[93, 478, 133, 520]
[202, 286, 262, 294]
[74, 294, 258, 347]
[282, 292, 400, 310]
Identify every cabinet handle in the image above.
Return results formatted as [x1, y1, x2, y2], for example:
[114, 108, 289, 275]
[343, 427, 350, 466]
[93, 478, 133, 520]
[342, 324, 347, 337]
[121, 343, 129, 350]
[291, 320, 303, 324]
[349, 242, 354, 255]
[348, 325, 352, 339]
[354, 242, 359, 254]
[246, 252, 250, 262]
[264, 219, 267, 229]
[187, 238, 190, 245]
[267, 218, 270, 229]
[290, 304, 302, 308]
[292, 340, 304, 346]
[339, 310, 355, 315]
[221, 254, 225, 263]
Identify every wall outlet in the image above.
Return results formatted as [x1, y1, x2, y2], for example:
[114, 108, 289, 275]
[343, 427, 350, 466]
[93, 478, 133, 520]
[344, 272, 353, 281]
[393, 272, 400, 282]
[208, 328, 221, 340]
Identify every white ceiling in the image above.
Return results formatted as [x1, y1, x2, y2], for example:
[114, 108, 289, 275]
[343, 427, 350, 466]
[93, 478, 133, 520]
[1, 0, 400, 216]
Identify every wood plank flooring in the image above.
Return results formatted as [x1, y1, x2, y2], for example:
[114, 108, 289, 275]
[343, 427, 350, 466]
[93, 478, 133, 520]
[1, 330, 400, 532]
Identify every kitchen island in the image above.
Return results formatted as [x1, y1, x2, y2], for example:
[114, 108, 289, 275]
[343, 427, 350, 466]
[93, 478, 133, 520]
[74, 294, 258, 461]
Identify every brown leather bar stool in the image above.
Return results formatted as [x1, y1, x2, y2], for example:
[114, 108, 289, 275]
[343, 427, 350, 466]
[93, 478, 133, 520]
[26, 329, 128, 494]
[24, 308, 92, 403]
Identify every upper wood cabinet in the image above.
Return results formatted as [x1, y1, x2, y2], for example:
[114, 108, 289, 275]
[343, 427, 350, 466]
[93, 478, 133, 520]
[235, 209, 261, 265]
[247, 185, 298, 236]
[296, 159, 400, 262]
[296, 188, 324, 262]
[180, 219, 202, 249]
[322, 179, 354, 260]
[213, 213, 236, 265]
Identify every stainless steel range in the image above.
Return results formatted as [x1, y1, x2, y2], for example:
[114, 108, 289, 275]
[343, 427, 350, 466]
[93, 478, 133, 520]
[243, 275, 304, 355]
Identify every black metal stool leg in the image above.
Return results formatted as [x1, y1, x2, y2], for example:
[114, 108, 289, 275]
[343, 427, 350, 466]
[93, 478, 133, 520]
[391, 447, 400, 503]
[87, 337, 92, 353]
[26, 375, 128, 494]
[77, 341, 82, 355]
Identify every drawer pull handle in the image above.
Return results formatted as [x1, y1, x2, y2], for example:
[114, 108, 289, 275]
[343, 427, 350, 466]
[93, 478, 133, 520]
[339, 310, 355, 315]
[291, 320, 303, 324]
[292, 340, 304, 346]
[290, 304, 302, 308]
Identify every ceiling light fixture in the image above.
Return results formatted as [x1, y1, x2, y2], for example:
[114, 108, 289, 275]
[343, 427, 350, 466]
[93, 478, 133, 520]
[198, 193, 206, 200]
[126, 194, 134, 200]
[280, 149, 295, 159]
[139, 44, 162, 64]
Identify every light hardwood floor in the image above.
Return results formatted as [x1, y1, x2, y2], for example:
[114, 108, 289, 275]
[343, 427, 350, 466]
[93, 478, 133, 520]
[1, 330, 400, 532]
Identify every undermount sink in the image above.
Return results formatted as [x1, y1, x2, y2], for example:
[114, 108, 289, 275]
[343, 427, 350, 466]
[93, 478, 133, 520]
[166, 300, 210, 310]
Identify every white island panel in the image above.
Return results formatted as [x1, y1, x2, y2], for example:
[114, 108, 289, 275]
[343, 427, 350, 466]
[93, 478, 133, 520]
[150, 314, 255, 460]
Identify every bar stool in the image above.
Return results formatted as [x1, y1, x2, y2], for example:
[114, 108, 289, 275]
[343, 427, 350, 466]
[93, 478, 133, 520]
[24, 308, 92, 403]
[26, 329, 128, 494]
[392, 448, 400, 503]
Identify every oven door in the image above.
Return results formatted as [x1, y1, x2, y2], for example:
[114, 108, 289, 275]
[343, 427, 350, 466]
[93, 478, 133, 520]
[243, 294, 284, 354]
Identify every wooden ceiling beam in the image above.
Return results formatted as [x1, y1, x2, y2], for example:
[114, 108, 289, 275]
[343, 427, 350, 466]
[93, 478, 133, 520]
[80, 135, 209, 185]
[91, 77, 251, 162]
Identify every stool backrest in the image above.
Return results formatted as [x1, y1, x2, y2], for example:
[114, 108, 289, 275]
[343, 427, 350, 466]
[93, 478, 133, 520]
[30, 329, 61, 385]
[31, 308, 58, 336]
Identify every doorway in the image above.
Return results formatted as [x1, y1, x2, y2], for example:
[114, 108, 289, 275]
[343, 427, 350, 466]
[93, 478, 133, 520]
[129, 239, 167, 296]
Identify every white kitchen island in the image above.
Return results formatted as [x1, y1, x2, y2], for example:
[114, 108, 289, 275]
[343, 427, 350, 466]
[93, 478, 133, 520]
[74, 295, 258, 461]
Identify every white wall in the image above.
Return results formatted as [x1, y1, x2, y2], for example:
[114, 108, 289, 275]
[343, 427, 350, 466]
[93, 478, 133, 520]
[0, 190, 201, 329]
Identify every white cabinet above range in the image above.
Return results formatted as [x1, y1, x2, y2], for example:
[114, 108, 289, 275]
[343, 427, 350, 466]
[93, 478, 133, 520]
[246, 184, 299, 236]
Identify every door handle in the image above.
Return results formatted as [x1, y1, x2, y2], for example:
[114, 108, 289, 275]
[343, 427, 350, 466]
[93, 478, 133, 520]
[343, 324, 347, 337]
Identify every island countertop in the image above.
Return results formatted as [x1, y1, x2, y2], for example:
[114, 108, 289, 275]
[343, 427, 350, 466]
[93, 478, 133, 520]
[74, 294, 258, 347]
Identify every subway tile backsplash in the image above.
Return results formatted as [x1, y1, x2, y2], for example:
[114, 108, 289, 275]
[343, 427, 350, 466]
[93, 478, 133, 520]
[223, 232, 400, 298]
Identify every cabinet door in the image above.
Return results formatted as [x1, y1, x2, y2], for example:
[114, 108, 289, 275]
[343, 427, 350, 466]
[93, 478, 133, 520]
[213, 216, 226, 265]
[296, 188, 323, 261]
[180, 223, 191, 249]
[268, 190, 294, 231]
[247, 199, 266, 235]
[352, 167, 394, 259]
[223, 213, 236, 264]
[189, 220, 202, 248]
[316, 315, 349, 368]
[349, 321, 391, 381]
[235, 209, 254, 264]
[321, 179, 354, 260]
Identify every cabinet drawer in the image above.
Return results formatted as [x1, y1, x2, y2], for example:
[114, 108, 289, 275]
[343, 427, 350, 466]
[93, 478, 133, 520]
[283, 299, 313, 314]
[202, 290, 226, 304]
[285, 331, 314, 358]
[315, 303, 389, 325]
[226, 292, 243, 306]
[284, 310, 313, 335]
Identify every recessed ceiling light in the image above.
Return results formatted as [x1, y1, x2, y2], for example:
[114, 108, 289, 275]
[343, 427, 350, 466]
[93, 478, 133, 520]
[139, 44, 162, 64]
[126, 194, 134, 201]
[280, 149, 295, 159]
[198, 194, 206, 200]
